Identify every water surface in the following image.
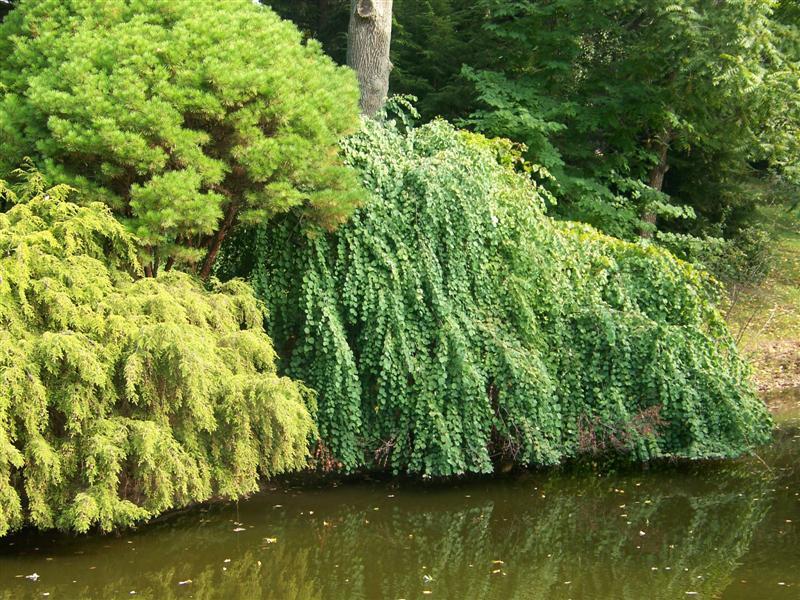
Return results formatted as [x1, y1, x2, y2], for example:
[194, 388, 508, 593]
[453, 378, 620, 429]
[2, 391, 799, 599]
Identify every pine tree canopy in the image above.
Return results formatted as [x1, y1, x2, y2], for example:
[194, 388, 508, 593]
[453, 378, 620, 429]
[0, 0, 363, 277]
[0, 172, 315, 536]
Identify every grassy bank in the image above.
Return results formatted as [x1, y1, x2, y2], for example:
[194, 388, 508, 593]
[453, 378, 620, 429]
[726, 205, 800, 393]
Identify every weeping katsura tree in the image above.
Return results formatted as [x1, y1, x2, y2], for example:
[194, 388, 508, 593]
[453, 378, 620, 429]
[242, 113, 771, 476]
[0, 173, 315, 536]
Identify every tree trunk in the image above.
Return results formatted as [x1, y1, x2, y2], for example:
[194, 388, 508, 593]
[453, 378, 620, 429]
[347, 0, 393, 117]
[640, 130, 671, 238]
[199, 201, 239, 281]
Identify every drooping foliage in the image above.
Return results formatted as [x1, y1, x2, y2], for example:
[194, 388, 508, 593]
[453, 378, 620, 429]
[0, 174, 315, 536]
[245, 116, 771, 476]
[0, 0, 362, 277]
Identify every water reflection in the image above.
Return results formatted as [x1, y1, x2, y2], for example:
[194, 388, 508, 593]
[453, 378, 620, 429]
[1, 402, 798, 599]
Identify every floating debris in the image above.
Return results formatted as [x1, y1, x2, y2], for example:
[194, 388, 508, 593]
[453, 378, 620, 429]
[25, 573, 39, 582]
[178, 580, 193, 586]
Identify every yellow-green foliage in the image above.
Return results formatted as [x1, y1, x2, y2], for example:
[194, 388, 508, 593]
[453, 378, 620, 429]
[0, 0, 362, 273]
[0, 174, 315, 536]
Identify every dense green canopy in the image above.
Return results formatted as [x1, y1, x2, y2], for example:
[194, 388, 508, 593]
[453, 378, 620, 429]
[268, 0, 799, 271]
[0, 0, 362, 277]
[244, 115, 772, 475]
[0, 174, 315, 536]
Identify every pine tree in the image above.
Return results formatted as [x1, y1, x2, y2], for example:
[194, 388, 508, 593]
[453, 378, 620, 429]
[0, 0, 363, 278]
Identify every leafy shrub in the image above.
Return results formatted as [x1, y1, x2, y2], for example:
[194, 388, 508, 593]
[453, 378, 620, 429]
[247, 117, 771, 475]
[657, 225, 774, 287]
[0, 0, 362, 277]
[0, 175, 315, 536]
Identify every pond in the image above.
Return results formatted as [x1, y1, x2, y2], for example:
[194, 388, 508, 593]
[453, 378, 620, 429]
[2, 390, 799, 600]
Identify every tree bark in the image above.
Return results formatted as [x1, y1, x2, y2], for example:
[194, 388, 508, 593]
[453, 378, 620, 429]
[640, 130, 672, 238]
[347, 0, 393, 117]
[199, 201, 239, 281]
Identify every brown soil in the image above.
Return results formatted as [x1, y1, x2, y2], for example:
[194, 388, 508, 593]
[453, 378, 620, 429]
[746, 340, 800, 394]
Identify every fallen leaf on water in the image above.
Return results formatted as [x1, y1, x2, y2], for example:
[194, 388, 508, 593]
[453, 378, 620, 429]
[264, 538, 278, 544]
[233, 527, 246, 532]
[178, 580, 192, 586]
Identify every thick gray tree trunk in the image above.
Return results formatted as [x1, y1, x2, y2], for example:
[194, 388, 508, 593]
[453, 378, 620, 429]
[347, 0, 393, 117]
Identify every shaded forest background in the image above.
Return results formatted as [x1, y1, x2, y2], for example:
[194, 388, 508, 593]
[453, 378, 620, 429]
[268, 0, 799, 286]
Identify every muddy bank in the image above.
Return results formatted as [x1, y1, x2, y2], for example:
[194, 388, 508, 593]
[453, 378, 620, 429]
[748, 340, 800, 394]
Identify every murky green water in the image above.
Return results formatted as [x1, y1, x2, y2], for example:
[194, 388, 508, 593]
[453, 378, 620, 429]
[2, 391, 799, 600]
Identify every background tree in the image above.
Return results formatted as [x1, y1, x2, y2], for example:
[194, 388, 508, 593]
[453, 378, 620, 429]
[461, 0, 789, 239]
[347, 0, 394, 116]
[267, 0, 350, 64]
[390, 0, 487, 121]
[0, 0, 362, 278]
[268, 0, 797, 245]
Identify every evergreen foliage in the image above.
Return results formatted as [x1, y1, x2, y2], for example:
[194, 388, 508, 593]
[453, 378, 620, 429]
[390, 0, 487, 122]
[247, 115, 771, 476]
[0, 0, 362, 277]
[0, 174, 315, 536]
